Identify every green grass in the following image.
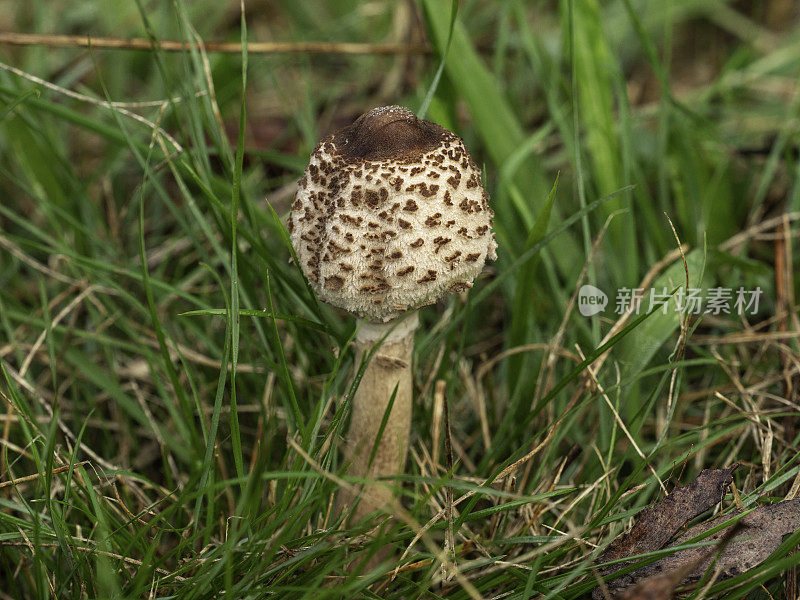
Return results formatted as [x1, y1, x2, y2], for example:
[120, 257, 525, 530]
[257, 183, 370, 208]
[1, 0, 800, 598]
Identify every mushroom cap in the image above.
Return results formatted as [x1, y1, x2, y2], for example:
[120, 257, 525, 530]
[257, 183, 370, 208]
[289, 105, 497, 323]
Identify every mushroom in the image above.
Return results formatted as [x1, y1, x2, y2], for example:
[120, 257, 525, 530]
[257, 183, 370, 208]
[289, 105, 497, 523]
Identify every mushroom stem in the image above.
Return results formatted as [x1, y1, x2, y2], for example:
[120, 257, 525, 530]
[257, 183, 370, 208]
[338, 312, 419, 523]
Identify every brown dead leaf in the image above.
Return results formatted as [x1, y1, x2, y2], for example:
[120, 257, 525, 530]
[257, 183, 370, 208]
[615, 570, 690, 600]
[625, 499, 800, 590]
[594, 465, 800, 599]
[614, 523, 743, 600]
[593, 466, 737, 599]
[598, 467, 737, 567]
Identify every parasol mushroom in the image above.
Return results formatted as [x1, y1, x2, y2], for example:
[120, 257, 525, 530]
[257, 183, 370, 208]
[289, 105, 496, 523]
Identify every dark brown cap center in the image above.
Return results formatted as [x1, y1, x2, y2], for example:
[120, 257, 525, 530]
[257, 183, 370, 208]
[336, 106, 446, 163]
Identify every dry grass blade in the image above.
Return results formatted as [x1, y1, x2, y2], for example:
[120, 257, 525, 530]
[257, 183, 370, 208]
[287, 438, 484, 600]
[0, 462, 88, 490]
[0, 32, 433, 55]
[575, 344, 666, 494]
[0, 540, 187, 581]
[431, 379, 445, 468]
[0, 61, 184, 152]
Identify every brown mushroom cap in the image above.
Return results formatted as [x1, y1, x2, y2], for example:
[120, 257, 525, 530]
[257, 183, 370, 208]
[289, 106, 497, 322]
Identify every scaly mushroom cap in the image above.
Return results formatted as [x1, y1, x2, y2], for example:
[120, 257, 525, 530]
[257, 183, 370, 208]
[289, 105, 497, 322]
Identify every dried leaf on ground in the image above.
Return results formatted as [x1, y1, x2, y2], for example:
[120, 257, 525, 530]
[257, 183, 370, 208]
[593, 466, 737, 599]
[598, 467, 737, 567]
[614, 523, 742, 600]
[594, 465, 800, 599]
[621, 499, 800, 594]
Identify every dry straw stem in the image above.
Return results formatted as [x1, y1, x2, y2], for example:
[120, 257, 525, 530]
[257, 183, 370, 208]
[0, 540, 186, 581]
[0, 33, 432, 55]
[0, 372, 171, 506]
[0, 61, 184, 153]
[288, 437, 484, 600]
[0, 462, 88, 490]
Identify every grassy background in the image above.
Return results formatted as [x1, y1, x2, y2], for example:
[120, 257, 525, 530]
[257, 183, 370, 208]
[1, 0, 800, 597]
